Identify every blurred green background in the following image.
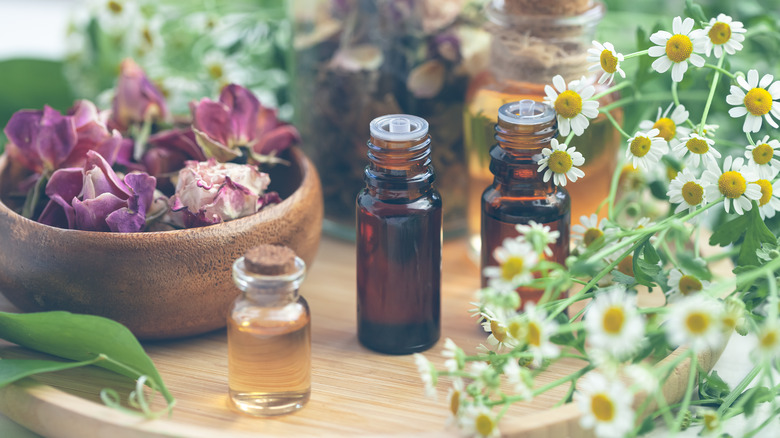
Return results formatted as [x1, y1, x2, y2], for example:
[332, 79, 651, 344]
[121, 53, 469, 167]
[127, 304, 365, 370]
[0, 0, 778, 153]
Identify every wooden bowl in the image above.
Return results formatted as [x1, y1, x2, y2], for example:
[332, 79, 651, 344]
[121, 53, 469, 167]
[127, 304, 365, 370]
[0, 147, 323, 340]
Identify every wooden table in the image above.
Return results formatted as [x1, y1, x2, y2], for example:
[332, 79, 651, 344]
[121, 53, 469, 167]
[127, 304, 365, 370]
[0, 236, 716, 437]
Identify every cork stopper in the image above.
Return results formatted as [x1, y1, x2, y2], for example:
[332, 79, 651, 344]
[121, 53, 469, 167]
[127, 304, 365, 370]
[244, 244, 297, 275]
[504, 0, 593, 16]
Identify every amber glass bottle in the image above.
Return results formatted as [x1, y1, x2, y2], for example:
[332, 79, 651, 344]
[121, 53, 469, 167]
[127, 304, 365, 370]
[356, 114, 442, 355]
[481, 101, 570, 306]
[465, 0, 621, 256]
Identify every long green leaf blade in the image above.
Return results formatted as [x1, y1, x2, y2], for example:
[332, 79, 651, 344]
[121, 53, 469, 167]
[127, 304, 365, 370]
[0, 358, 99, 387]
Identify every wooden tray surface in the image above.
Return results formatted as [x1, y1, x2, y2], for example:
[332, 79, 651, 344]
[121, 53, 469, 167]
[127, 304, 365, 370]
[0, 236, 692, 437]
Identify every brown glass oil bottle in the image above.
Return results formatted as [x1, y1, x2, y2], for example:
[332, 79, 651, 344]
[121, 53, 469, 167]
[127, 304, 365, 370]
[228, 244, 311, 416]
[481, 100, 570, 306]
[356, 114, 442, 355]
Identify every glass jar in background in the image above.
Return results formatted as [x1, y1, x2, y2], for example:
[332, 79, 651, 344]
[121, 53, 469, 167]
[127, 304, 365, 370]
[464, 0, 622, 257]
[290, 0, 490, 240]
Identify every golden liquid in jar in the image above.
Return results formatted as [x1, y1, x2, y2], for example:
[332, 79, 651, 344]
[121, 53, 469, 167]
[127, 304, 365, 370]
[228, 310, 311, 416]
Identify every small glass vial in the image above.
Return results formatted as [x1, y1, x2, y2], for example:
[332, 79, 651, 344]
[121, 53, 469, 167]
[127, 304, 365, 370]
[481, 100, 570, 306]
[356, 114, 442, 355]
[228, 244, 311, 416]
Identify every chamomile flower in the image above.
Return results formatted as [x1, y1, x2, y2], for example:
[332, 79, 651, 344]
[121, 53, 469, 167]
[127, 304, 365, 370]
[522, 303, 560, 366]
[665, 295, 725, 353]
[587, 41, 626, 85]
[649, 16, 707, 83]
[753, 178, 780, 219]
[703, 14, 746, 58]
[702, 156, 761, 215]
[446, 379, 466, 428]
[584, 286, 646, 360]
[572, 213, 611, 249]
[543, 75, 600, 136]
[461, 405, 500, 438]
[574, 372, 636, 438]
[722, 296, 747, 334]
[639, 103, 691, 147]
[483, 238, 538, 292]
[537, 139, 585, 187]
[442, 338, 464, 372]
[667, 168, 708, 215]
[751, 320, 780, 363]
[481, 319, 515, 351]
[673, 133, 721, 167]
[626, 129, 669, 171]
[413, 353, 437, 399]
[745, 136, 780, 179]
[515, 221, 560, 257]
[726, 69, 780, 133]
[666, 268, 710, 303]
[502, 359, 533, 399]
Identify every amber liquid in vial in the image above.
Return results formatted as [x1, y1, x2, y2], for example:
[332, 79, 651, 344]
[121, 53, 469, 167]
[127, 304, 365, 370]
[227, 308, 311, 416]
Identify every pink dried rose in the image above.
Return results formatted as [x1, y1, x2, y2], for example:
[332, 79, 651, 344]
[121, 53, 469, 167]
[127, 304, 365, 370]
[190, 84, 300, 162]
[109, 58, 168, 133]
[38, 150, 157, 233]
[168, 159, 281, 228]
[3, 101, 122, 181]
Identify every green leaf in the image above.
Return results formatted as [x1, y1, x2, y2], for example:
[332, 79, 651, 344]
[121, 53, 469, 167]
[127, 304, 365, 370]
[643, 242, 661, 265]
[684, 0, 708, 24]
[0, 358, 101, 386]
[709, 214, 750, 247]
[678, 252, 712, 281]
[0, 311, 173, 405]
[611, 269, 636, 286]
[698, 371, 730, 402]
[737, 204, 777, 267]
[637, 415, 655, 435]
[736, 386, 773, 416]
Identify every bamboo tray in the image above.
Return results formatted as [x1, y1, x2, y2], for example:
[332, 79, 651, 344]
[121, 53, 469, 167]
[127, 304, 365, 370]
[0, 237, 722, 438]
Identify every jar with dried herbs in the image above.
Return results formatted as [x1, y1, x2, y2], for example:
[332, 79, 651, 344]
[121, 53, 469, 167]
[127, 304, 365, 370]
[464, 0, 622, 256]
[290, 0, 489, 239]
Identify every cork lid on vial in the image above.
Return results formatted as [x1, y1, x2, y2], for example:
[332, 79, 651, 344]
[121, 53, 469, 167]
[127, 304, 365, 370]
[244, 244, 298, 275]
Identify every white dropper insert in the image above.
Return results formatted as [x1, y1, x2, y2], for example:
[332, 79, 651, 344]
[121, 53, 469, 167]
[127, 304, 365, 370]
[498, 99, 556, 125]
[370, 114, 429, 142]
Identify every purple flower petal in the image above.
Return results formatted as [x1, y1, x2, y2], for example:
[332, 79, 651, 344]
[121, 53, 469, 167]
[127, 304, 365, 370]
[220, 84, 260, 146]
[109, 58, 168, 132]
[73, 193, 128, 232]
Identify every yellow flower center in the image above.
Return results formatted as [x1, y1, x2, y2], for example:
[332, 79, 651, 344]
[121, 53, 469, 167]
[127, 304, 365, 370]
[709, 22, 732, 45]
[756, 179, 773, 206]
[617, 255, 634, 277]
[142, 27, 153, 46]
[501, 256, 525, 281]
[208, 64, 224, 80]
[760, 329, 778, 349]
[548, 150, 573, 174]
[554, 90, 583, 119]
[652, 117, 677, 141]
[718, 171, 747, 199]
[752, 143, 774, 165]
[686, 137, 709, 155]
[678, 275, 703, 295]
[602, 306, 625, 334]
[508, 321, 525, 340]
[630, 136, 652, 158]
[681, 181, 704, 206]
[665, 34, 694, 63]
[583, 228, 604, 247]
[722, 315, 737, 330]
[107, 1, 123, 14]
[591, 393, 615, 422]
[490, 320, 508, 343]
[600, 49, 619, 74]
[744, 88, 773, 116]
[475, 413, 495, 437]
[527, 321, 541, 347]
[450, 390, 461, 415]
[685, 311, 710, 334]
[703, 411, 720, 431]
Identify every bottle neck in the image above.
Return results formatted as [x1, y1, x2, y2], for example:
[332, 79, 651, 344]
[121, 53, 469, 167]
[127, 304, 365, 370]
[232, 257, 305, 307]
[365, 134, 435, 199]
[489, 114, 557, 191]
[485, 1, 605, 84]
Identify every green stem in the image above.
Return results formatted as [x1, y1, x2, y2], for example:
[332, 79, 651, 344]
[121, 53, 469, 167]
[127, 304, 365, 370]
[564, 131, 576, 145]
[607, 157, 625, 221]
[603, 110, 631, 138]
[672, 353, 697, 433]
[768, 271, 779, 321]
[624, 49, 649, 60]
[701, 62, 736, 79]
[21, 173, 48, 219]
[717, 365, 761, 416]
[671, 81, 681, 107]
[591, 80, 632, 101]
[699, 56, 726, 134]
